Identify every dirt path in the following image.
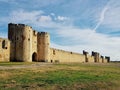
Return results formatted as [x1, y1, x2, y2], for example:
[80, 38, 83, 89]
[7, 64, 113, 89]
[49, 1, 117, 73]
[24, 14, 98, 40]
[0, 63, 53, 70]
[0, 63, 119, 70]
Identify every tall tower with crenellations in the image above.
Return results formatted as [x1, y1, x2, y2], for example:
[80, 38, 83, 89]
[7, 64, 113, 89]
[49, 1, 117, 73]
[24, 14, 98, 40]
[8, 23, 33, 62]
[37, 32, 50, 62]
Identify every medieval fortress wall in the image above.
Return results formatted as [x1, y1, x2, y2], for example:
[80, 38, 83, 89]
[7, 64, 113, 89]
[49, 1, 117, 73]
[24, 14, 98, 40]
[0, 23, 110, 63]
[0, 38, 10, 62]
[50, 48, 85, 63]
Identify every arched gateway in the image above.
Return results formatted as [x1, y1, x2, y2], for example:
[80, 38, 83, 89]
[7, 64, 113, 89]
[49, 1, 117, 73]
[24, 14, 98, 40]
[32, 52, 37, 62]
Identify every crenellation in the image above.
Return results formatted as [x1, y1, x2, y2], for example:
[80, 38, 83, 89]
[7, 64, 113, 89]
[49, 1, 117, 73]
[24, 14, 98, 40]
[18, 24, 25, 26]
[105, 56, 110, 62]
[0, 23, 110, 63]
[83, 50, 89, 55]
[38, 32, 49, 36]
[33, 30, 37, 36]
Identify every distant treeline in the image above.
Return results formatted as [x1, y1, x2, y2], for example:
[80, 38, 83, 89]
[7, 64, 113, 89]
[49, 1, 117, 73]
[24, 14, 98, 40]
[110, 61, 120, 63]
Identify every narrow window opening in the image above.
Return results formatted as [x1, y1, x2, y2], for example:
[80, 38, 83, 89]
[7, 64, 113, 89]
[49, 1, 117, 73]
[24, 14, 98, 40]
[53, 50, 55, 55]
[51, 60, 53, 63]
[2, 40, 7, 49]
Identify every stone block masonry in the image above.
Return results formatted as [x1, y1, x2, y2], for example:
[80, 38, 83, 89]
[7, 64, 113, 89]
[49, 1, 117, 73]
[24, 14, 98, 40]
[0, 23, 110, 63]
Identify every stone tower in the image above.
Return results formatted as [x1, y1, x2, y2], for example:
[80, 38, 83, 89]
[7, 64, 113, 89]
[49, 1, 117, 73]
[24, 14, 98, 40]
[37, 32, 50, 62]
[8, 23, 33, 62]
[83, 50, 89, 62]
[92, 51, 100, 62]
[105, 56, 110, 62]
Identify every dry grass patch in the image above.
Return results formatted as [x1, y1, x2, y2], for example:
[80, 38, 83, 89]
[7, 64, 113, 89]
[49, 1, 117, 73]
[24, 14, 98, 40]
[0, 71, 12, 79]
[0, 63, 119, 90]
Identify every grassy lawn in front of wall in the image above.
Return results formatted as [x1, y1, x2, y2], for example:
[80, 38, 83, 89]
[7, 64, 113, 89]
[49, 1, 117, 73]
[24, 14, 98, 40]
[0, 63, 119, 90]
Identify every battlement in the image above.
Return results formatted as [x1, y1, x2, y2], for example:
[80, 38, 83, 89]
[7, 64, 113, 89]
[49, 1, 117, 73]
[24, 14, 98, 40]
[38, 32, 49, 35]
[33, 30, 37, 36]
[83, 50, 89, 55]
[91, 51, 100, 56]
[37, 32, 49, 36]
[105, 56, 110, 62]
[101, 56, 104, 59]
[8, 23, 32, 29]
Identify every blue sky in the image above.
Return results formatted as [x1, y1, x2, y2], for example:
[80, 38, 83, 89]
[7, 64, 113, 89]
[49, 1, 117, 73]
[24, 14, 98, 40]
[0, 0, 120, 61]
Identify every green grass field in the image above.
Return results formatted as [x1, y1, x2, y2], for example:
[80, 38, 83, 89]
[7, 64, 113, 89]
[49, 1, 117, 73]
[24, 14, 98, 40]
[0, 62, 120, 90]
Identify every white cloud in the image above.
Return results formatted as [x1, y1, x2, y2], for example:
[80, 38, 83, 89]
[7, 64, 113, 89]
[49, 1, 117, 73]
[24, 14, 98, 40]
[51, 26, 120, 61]
[0, 9, 70, 29]
[50, 13, 55, 16]
[94, 6, 108, 30]
[37, 16, 52, 22]
[95, 0, 120, 31]
[56, 16, 68, 21]
[9, 10, 43, 23]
